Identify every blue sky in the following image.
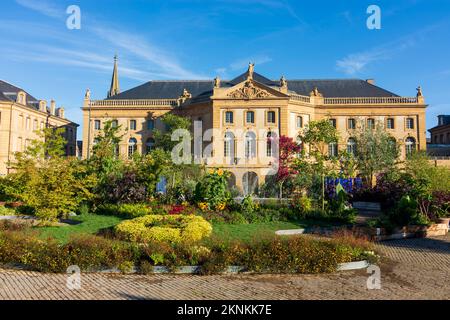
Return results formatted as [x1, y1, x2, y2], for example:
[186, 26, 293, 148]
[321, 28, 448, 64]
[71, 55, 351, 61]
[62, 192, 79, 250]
[1, 0, 449, 139]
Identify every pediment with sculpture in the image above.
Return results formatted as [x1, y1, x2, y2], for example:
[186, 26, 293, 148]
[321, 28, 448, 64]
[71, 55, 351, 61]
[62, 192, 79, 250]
[227, 80, 272, 99]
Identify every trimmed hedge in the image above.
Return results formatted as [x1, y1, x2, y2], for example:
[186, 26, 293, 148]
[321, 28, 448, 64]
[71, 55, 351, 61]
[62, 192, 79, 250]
[115, 214, 212, 244]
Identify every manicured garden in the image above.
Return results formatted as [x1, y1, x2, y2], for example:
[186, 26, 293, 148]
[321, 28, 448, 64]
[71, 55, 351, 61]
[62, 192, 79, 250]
[0, 117, 448, 274]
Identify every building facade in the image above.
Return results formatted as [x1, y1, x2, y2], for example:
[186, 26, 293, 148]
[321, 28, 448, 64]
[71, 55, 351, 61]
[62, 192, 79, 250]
[0, 80, 78, 176]
[429, 115, 450, 145]
[82, 60, 427, 193]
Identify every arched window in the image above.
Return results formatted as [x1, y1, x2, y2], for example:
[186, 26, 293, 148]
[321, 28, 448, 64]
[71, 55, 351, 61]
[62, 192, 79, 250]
[296, 136, 304, 156]
[347, 138, 356, 155]
[128, 138, 137, 158]
[405, 137, 416, 156]
[267, 132, 275, 157]
[388, 137, 397, 153]
[224, 132, 235, 158]
[146, 138, 155, 154]
[245, 131, 256, 159]
[328, 141, 338, 158]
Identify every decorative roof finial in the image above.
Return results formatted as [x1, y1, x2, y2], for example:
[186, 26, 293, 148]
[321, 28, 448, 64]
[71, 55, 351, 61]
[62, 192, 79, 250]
[310, 87, 322, 97]
[416, 85, 423, 97]
[214, 77, 221, 89]
[247, 62, 255, 80]
[280, 76, 287, 89]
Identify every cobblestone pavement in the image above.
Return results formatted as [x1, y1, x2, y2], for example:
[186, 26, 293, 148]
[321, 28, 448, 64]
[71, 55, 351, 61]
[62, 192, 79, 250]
[0, 234, 448, 300]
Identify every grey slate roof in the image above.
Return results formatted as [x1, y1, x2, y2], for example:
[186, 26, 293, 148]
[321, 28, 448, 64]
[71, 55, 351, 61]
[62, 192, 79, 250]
[106, 71, 400, 100]
[0, 79, 39, 107]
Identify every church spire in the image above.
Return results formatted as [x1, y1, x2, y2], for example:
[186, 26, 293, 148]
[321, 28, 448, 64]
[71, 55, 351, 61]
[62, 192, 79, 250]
[108, 54, 120, 98]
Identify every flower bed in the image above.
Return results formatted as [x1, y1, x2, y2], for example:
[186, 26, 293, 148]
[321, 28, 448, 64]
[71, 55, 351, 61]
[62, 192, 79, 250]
[115, 214, 212, 244]
[0, 227, 375, 274]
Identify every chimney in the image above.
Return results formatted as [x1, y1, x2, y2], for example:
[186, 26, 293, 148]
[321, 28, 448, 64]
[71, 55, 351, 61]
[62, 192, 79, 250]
[39, 100, 47, 112]
[366, 79, 375, 85]
[50, 100, 56, 115]
[57, 107, 65, 119]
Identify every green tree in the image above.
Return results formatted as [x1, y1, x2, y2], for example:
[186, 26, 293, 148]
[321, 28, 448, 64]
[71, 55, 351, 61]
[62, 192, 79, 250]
[9, 128, 96, 221]
[153, 113, 191, 152]
[152, 113, 202, 202]
[294, 119, 339, 210]
[352, 121, 399, 186]
[89, 119, 125, 183]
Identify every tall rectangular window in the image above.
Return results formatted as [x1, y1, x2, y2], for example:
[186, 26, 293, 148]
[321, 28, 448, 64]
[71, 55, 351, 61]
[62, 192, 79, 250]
[328, 142, 338, 158]
[147, 119, 155, 130]
[329, 118, 337, 128]
[94, 120, 101, 130]
[246, 111, 255, 124]
[347, 118, 356, 129]
[406, 118, 414, 129]
[387, 118, 395, 129]
[225, 111, 234, 124]
[296, 116, 303, 128]
[267, 111, 276, 124]
[130, 120, 137, 131]
[367, 118, 375, 129]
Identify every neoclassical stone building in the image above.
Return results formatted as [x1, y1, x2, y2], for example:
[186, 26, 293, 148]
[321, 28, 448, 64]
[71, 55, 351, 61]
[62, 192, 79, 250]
[0, 80, 78, 176]
[82, 59, 427, 193]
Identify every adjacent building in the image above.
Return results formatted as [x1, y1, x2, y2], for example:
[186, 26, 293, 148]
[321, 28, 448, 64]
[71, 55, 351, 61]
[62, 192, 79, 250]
[0, 80, 78, 176]
[82, 58, 427, 193]
[429, 115, 450, 145]
[427, 115, 450, 160]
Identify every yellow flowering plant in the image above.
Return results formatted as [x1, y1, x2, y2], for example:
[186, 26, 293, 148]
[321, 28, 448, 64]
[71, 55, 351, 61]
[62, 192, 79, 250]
[194, 168, 232, 212]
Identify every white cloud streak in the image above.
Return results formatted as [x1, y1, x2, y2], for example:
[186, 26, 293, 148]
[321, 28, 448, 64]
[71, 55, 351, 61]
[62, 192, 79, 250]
[15, 0, 62, 18]
[336, 24, 440, 75]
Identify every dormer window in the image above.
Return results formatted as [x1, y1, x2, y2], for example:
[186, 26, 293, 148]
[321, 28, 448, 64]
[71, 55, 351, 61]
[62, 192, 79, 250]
[17, 92, 26, 105]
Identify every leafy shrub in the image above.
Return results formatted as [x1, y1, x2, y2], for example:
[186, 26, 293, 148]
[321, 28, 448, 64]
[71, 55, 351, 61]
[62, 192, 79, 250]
[102, 171, 147, 205]
[0, 232, 138, 273]
[431, 191, 450, 218]
[194, 169, 231, 211]
[199, 211, 248, 224]
[96, 203, 152, 219]
[115, 214, 212, 244]
[0, 206, 16, 216]
[291, 195, 313, 218]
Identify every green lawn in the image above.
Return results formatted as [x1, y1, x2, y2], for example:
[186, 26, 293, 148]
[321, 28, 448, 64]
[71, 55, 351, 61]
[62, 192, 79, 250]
[212, 221, 306, 242]
[35, 214, 336, 244]
[37, 214, 125, 244]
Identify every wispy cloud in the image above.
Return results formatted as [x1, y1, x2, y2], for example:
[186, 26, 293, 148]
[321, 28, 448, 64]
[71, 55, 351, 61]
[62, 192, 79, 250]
[92, 26, 206, 79]
[15, 0, 63, 18]
[337, 24, 441, 75]
[217, 0, 305, 25]
[12, 0, 206, 80]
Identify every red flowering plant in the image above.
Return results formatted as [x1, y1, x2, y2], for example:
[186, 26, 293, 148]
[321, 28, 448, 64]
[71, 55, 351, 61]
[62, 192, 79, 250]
[275, 136, 302, 198]
[168, 204, 195, 215]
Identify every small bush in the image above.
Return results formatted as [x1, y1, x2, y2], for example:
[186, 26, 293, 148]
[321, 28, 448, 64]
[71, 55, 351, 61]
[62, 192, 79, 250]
[0, 206, 16, 216]
[115, 214, 212, 244]
[96, 203, 152, 218]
